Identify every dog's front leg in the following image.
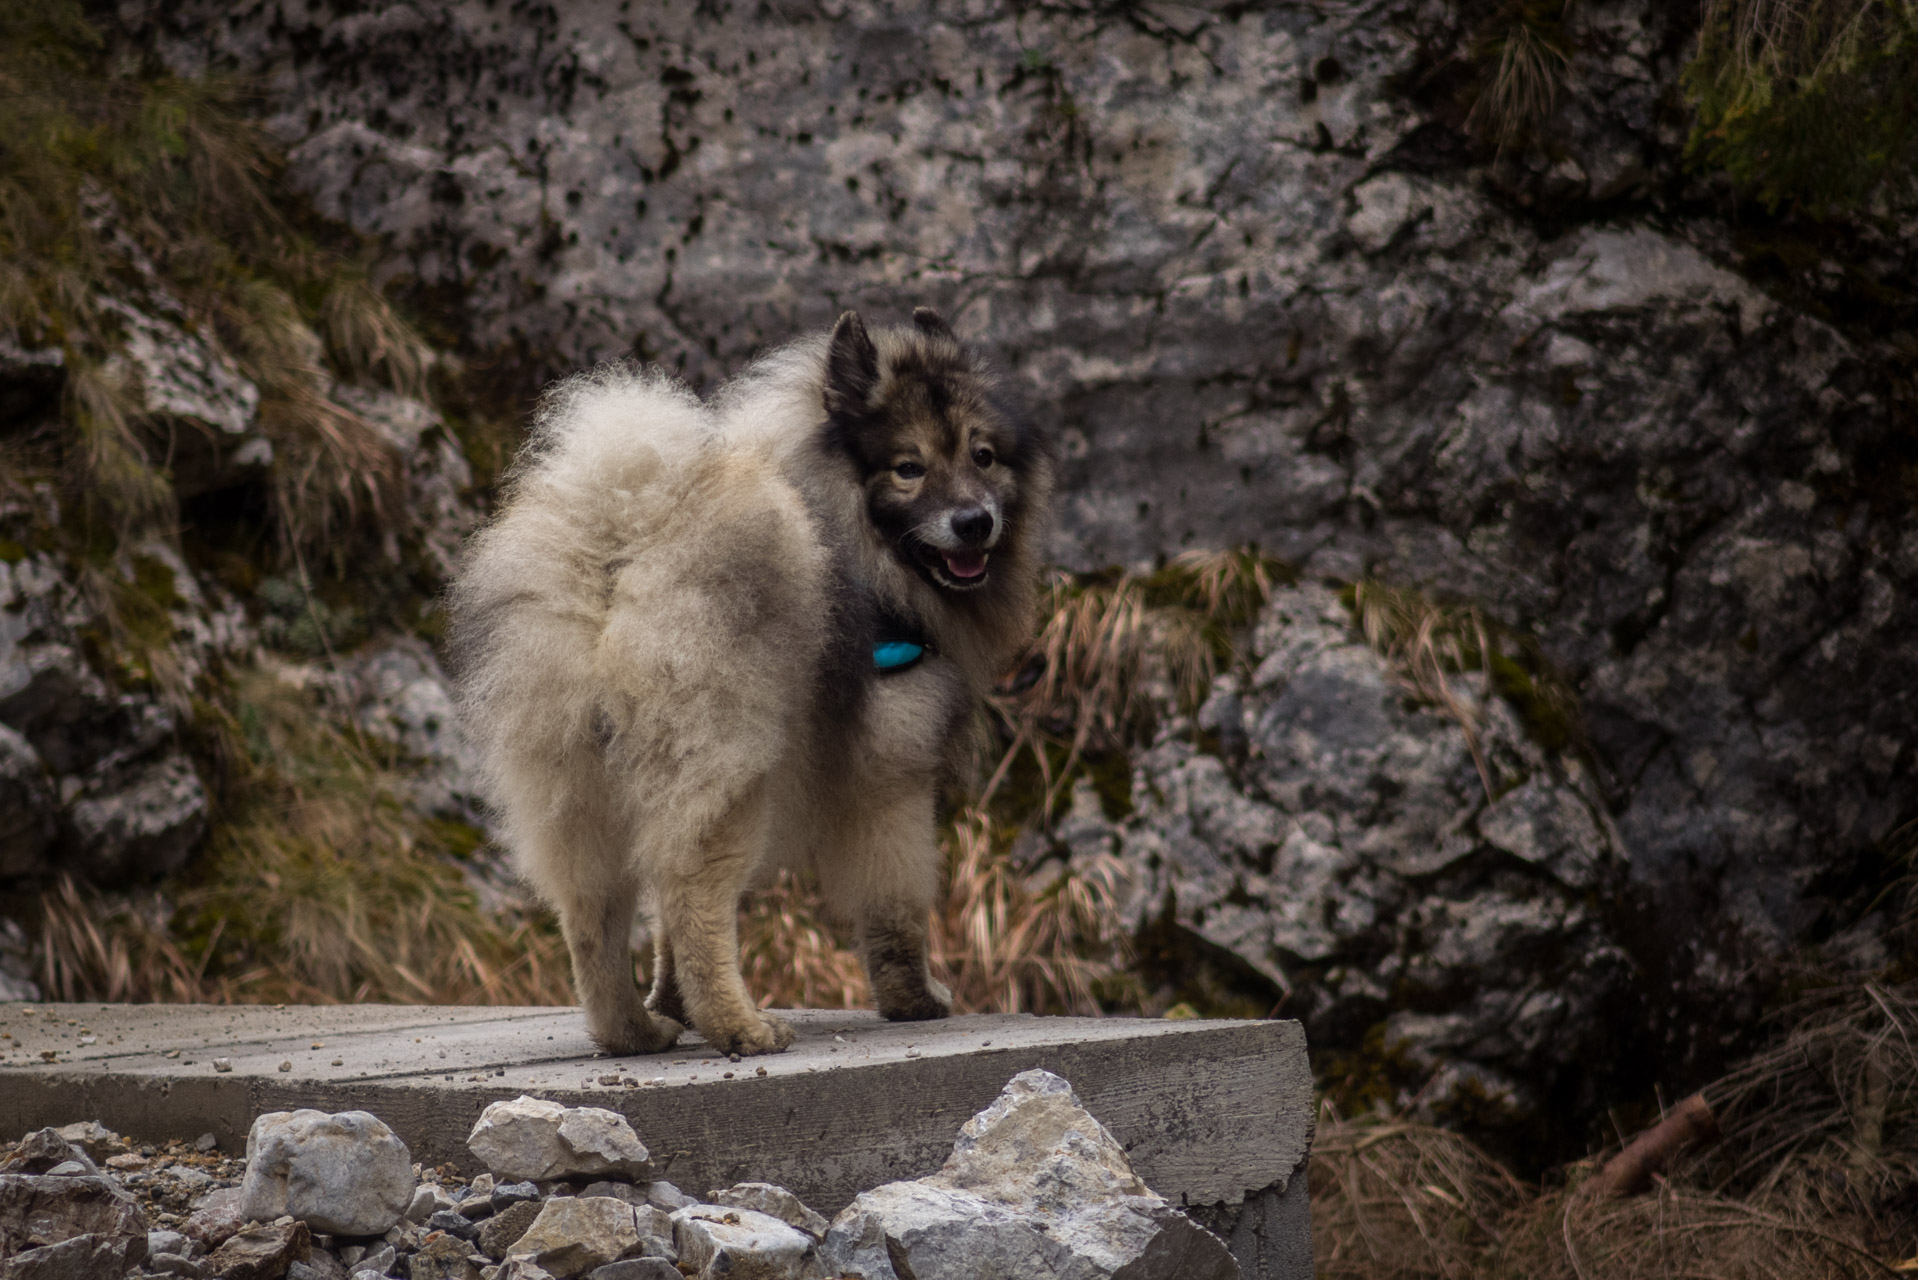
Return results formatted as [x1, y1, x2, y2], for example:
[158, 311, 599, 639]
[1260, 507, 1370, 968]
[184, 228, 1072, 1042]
[658, 796, 795, 1056]
[823, 793, 953, 1022]
[861, 910, 953, 1022]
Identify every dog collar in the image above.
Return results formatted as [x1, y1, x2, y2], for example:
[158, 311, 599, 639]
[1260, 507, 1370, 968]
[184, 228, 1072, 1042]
[872, 607, 932, 675]
[873, 640, 926, 671]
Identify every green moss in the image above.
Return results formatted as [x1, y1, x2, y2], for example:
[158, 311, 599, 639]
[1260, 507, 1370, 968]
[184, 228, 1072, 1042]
[0, 540, 27, 564]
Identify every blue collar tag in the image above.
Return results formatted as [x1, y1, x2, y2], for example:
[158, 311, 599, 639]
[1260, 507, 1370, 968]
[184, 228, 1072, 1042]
[873, 640, 926, 673]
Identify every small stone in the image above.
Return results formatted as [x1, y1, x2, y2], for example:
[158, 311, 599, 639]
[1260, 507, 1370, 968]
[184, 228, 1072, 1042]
[639, 1183, 693, 1213]
[151, 1250, 207, 1277]
[468, 1098, 651, 1184]
[196, 1134, 219, 1154]
[506, 1197, 641, 1277]
[708, 1183, 828, 1239]
[672, 1204, 822, 1280]
[490, 1260, 557, 1280]
[349, 1243, 395, 1276]
[203, 1219, 310, 1280]
[429, 1207, 483, 1241]
[57, 1120, 130, 1160]
[45, 1159, 89, 1177]
[584, 1262, 679, 1280]
[411, 1233, 488, 1280]
[150, 1229, 191, 1257]
[476, 1198, 543, 1260]
[279, 1061, 293, 1072]
[408, 1182, 457, 1223]
[240, 1110, 416, 1236]
[212, 1059, 232, 1073]
[491, 1181, 540, 1212]
[288, 1253, 351, 1280]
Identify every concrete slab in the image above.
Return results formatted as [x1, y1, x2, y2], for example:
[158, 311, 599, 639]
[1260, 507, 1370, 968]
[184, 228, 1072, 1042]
[0, 1003, 1313, 1277]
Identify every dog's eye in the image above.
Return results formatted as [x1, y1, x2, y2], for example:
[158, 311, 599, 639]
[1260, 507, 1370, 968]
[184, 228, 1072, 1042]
[894, 461, 925, 479]
[972, 447, 995, 469]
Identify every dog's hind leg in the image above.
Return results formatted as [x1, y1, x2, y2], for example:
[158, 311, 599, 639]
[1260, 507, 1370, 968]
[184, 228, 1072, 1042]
[552, 867, 683, 1055]
[657, 792, 795, 1056]
[822, 791, 953, 1023]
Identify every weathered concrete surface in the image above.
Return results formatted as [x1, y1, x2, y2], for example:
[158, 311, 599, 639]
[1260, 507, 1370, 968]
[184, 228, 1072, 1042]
[0, 1004, 1310, 1276]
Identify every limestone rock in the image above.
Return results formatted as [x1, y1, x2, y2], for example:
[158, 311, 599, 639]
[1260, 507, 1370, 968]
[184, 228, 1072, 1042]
[1, 1229, 147, 1278]
[467, 1098, 651, 1183]
[0, 1172, 149, 1280]
[822, 1070, 1236, 1280]
[183, 1188, 247, 1250]
[707, 1184, 827, 1240]
[204, 1219, 309, 1280]
[0, 727, 54, 881]
[671, 1204, 823, 1280]
[1, 1130, 99, 1176]
[239, 1110, 415, 1237]
[505, 1197, 642, 1278]
[1079, 582, 1636, 1128]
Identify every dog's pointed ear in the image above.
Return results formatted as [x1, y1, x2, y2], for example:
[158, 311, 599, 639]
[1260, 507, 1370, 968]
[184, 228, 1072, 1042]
[824, 310, 878, 419]
[911, 307, 954, 339]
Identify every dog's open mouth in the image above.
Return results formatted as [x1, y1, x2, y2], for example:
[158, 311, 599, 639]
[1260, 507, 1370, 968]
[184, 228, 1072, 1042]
[916, 543, 991, 590]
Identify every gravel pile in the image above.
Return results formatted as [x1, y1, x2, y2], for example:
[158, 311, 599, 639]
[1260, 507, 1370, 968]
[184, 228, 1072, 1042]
[0, 1070, 1234, 1279]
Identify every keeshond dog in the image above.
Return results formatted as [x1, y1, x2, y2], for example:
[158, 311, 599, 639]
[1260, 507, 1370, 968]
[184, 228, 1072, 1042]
[450, 310, 1053, 1056]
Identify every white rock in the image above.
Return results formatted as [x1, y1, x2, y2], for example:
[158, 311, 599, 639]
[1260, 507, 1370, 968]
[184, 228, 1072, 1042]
[708, 1183, 828, 1239]
[468, 1097, 652, 1182]
[239, 1109, 417, 1236]
[821, 1070, 1238, 1280]
[672, 1204, 823, 1280]
[506, 1197, 642, 1278]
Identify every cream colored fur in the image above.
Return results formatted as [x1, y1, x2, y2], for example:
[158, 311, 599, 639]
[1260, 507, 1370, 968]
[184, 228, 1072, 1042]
[452, 324, 1050, 1056]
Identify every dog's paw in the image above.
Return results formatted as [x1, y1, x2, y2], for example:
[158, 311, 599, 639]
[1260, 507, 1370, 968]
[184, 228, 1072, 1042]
[704, 1012, 795, 1056]
[593, 1010, 684, 1056]
[879, 978, 952, 1023]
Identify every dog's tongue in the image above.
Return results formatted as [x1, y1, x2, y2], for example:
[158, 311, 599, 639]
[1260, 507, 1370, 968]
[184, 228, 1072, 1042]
[943, 550, 988, 579]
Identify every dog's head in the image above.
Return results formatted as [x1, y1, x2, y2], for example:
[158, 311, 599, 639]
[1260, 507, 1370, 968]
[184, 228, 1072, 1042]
[821, 308, 1049, 594]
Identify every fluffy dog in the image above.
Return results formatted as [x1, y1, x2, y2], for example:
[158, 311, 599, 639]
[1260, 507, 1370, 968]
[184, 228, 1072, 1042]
[450, 309, 1053, 1056]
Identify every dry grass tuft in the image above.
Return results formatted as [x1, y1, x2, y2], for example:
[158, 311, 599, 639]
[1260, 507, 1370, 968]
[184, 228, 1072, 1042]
[984, 548, 1284, 816]
[1467, 11, 1573, 152]
[34, 666, 573, 1007]
[1312, 981, 1918, 1279]
[930, 808, 1138, 1016]
[1312, 1106, 1527, 1280]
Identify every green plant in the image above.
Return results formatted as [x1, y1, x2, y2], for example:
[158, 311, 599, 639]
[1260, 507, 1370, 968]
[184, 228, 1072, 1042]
[1684, 0, 1918, 214]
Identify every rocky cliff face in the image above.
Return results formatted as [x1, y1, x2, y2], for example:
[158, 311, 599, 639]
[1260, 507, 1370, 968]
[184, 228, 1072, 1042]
[127, 0, 1917, 1114]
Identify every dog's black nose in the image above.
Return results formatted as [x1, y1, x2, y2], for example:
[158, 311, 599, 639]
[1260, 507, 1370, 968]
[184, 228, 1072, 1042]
[952, 507, 995, 546]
